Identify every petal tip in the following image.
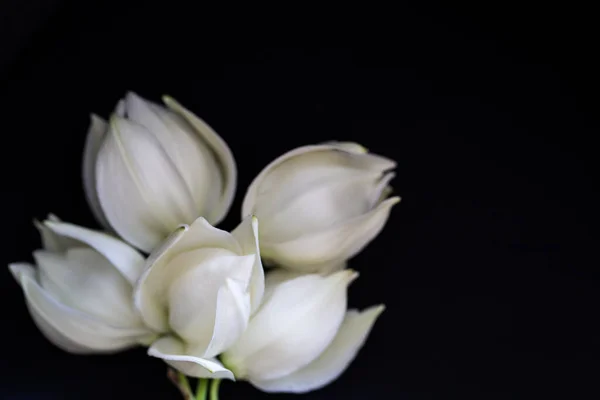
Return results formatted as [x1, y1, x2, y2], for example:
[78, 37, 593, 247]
[175, 224, 190, 233]
[349, 143, 369, 153]
[342, 269, 359, 284]
[326, 141, 369, 153]
[47, 213, 60, 222]
[189, 216, 212, 227]
[387, 196, 402, 206]
[162, 95, 176, 106]
[371, 304, 386, 317]
[250, 215, 259, 233]
[125, 90, 138, 99]
[42, 219, 60, 231]
[8, 263, 34, 283]
[8, 263, 22, 279]
[89, 113, 104, 124]
[381, 171, 396, 183]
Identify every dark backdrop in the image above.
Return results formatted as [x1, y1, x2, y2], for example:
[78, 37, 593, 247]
[1, 1, 599, 399]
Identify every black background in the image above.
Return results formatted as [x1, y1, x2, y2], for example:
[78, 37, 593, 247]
[1, 1, 599, 398]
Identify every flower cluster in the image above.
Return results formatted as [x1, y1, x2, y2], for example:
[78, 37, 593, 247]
[9, 93, 398, 397]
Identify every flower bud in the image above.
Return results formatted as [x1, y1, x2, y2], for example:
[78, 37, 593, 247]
[222, 270, 384, 393]
[135, 216, 264, 380]
[83, 92, 236, 252]
[9, 215, 154, 353]
[242, 142, 399, 272]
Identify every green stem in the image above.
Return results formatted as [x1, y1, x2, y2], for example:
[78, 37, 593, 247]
[174, 371, 193, 399]
[195, 379, 208, 400]
[209, 379, 222, 400]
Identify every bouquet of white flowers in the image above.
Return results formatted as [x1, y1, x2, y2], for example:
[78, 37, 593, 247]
[9, 92, 399, 399]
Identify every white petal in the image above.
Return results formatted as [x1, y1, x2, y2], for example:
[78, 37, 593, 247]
[260, 269, 305, 304]
[201, 278, 252, 358]
[133, 219, 242, 333]
[318, 261, 348, 274]
[133, 226, 187, 333]
[26, 299, 98, 354]
[258, 173, 390, 242]
[114, 99, 126, 116]
[148, 336, 235, 380]
[10, 263, 98, 354]
[163, 95, 237, 224]
[373, 172, 396, 208]
[9, 262, 35, 280]
[33, 248, 142, 327]
[124, 93, 223, 218]
[242, 144, 395, 218]
[95, 116, 198, 252]
[82, 114, 112, 229]
[231, 216, 264, 313]
[263, 197, 400, 272]
[167, 250, 254, 351]
[167, 217, 242, 256]
[259, 265, 347, 314]
[10, 266, 148, 352]
[34, 217, 81, 252]
[251, 305, 385, 393]
[323, 141, 368, 153]
[43, 220, 145, 284]
[223, 270, 356, 382]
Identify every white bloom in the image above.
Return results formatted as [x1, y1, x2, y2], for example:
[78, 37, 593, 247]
[135, 216, 264, 380]
[83, 92, 236, 252]
[9, 215, 154, 354]
[242, 142, 399, 273]
[222, 270, 384, 393]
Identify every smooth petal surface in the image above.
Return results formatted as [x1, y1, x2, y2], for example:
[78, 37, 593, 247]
[43, 220, 145, 284]
[134, 226, 188, 333]
[201, 278, 252, 358]
[223, 270, 356, 381]
[27, 298, 98, 354]
[242, 144, 395, 218]
[10, 264, 148, 352]
[166, 250, 254, 353]
[82, 114, 112, 229]
[258, 269, 305, 310]
[34, 215, 80, 252]
[230, 216, 264, 313]
[263, 197, 400, 272]
[10, 262, 99, 354]
[124, 93, 223, 218]
[258, 173, 390, 242]
[95, 116, 197, 252]
[163, 95, 237, 224]
[251, 305, 385, 393]
[167, 217, 241, 257]
[33, 248, 142, 327]
[148, 336, 235, 380]
[134, 219, 242, 333]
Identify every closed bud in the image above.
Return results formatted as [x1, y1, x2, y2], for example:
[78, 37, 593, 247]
[83, 92, 236, 252]
[242, 142, 399, 273]
[9, 215, 154, 354]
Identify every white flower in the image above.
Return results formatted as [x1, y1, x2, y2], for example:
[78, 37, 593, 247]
[222, 270, 384, 393]
[83, 92, 236, 252]
[9, 215, 154, 353]
[135, 216, 264, 380]
[242, 142, 399, 273]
